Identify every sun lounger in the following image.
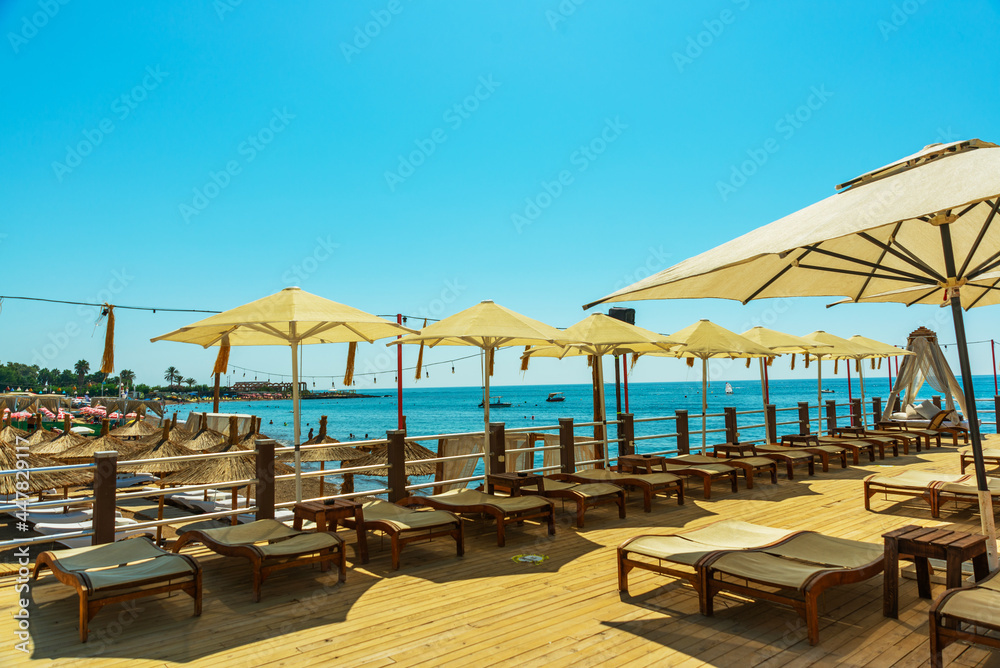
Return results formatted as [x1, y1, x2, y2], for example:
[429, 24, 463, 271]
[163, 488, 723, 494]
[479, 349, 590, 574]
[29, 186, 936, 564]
[398, 488, 555, 547]
[752, 445, 817, 479]
[929, 569, 1000, 667]
[558, 468, 684, 512]
[932, 476, 1000, 518]
[758, 443, 843, 473]
[816, 437, 878, 464]
[832, 426, 920, 454]
[339, 499, 463, 569]
[862, 470, 968, 516]
[523, 475, 626, 528]
[670, 454, 778, 488]
[33, 518, 151, 549]
[877, 410, 960, 448]
[659, 459, 740, 499]
[618, 520, 883, 645]
[959, 447, 1000, 474]
[172, 518, 345, 601]
[32, 537, 201, 642]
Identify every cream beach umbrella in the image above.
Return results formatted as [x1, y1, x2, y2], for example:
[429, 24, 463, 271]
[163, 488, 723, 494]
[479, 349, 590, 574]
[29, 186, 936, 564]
[740, 327, 833, 413]
[584, 138, 1000, 561]
[643, 320, 775, 451]
[847, 335, 913, 426]
[522, 313, 682, 465]
[388, 300, 567, 479]
[151, 286, 415, 502]
[799, 332, 880, 430]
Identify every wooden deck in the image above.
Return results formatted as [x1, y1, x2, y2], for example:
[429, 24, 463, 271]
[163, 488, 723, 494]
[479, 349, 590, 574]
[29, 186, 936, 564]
[5, 446, 1000, 667]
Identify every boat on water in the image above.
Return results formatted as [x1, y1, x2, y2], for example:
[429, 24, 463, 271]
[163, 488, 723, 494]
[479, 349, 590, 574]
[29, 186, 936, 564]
[479, 396, 512, 408]
[821, 388, 835, 394]
[725, 383, 733, 395]
[546, 392, 565, 402]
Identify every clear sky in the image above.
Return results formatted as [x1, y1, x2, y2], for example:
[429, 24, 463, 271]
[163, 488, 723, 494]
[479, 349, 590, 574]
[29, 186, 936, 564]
[2, 0, 999, 392]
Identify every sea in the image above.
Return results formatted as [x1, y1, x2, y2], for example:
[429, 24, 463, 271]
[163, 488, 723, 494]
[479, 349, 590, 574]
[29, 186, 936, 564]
[171, 375, 1000, 495]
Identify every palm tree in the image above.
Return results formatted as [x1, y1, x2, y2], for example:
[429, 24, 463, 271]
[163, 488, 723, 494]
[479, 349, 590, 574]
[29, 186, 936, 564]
[119, 369, 136, 392]
[74, 360, 90, 386]
[184, 378, 196, 391]
[164, 366, 179, 390]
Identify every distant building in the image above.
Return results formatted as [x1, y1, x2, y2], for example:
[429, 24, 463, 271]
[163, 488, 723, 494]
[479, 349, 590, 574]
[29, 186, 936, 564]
[231, 381, 306, 394]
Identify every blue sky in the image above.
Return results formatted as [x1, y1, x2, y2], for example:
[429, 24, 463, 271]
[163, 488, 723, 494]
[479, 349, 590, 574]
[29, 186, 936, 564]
[2, 0, 999, 391]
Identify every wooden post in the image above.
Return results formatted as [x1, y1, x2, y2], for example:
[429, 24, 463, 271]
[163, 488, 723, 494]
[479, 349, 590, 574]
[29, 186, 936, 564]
[724, 406, 738, 444]
[489, 422, 505, 475]
[255, 438, 275, 520]
[933, 395, 942, 408]
[617, 413, 635, 457]
[386, 430, 407, 503]
[893, 395, 901, 413]
[559, 418, 575, 473]
[93, 451, 118, 545]
[798, 401, 811, 435]
[825, 399, 837, 435]
[873, 397, 882, 422]
[765, 404, 777, 444]
[676, 409, 689, 455]
[213, 372, 221, 413]
[851, 398, 862, 428]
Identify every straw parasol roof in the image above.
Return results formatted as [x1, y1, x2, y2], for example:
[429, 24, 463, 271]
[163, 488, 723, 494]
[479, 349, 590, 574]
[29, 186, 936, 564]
[160, 444, 295, 487]
[0, 417, 28, 443]
[56, 420, 137, 464]
[343, 441, 437, 477]
[279, 416, 362, 462]
[22, 426, 57, 448]
[119, 424, 197, 474]
[179, 413, 227, 452]
[0, 440, 93, 494]
[111, 419, 160, 439]
[30, 417, 89, 456]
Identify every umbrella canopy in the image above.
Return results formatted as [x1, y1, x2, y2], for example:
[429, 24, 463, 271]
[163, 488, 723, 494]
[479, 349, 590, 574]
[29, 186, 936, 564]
[111, 419, 160, 439]
[740, 327, 833, 411]
[390, 300, 567, 478]
[643, 320, 775, 451]
[119, 425, 197, 474]
[151, 286, 415, 502]
[279, 416, 362, 462]
[798, 331, 881, 427]
[0, 440, 92, 495]
[523, 313, 682, 465]
[30, 417, 89, 455]
[342, 441, 437, 477]
[56, 420, 136, 464]
[0, 419, 29, 444]
[585, 138, 1000, 563]
[847, 334, 914, 426]
[179, 413, 227, 452]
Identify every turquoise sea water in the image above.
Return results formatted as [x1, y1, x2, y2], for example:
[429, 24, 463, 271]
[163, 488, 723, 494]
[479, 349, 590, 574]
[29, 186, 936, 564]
[171, 375, 1000, 495]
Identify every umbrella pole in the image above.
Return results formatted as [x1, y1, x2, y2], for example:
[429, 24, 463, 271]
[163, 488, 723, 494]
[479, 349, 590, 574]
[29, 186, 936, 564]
[596, 356, 609, 467]
[319, 461, 325, 498]
[483, 346, 492, 481]
[859, 363, 868, 429]
[817, 359, 823, 434]
[758, 358, 768, 415]
[701, 357, 707, 453]
[213, 372, 220, 413]
[291, 332, 302, 503]
[949, 292, 997, 566]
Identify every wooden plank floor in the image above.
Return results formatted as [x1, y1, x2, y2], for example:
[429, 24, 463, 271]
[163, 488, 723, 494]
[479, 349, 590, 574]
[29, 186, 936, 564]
[5, 445, 1000, 667]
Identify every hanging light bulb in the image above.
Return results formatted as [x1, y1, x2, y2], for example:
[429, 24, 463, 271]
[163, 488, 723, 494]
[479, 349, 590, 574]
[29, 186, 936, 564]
[373, 377, 377, 384]
[425, 371, 429, 378]
[452, 364, 455, 374]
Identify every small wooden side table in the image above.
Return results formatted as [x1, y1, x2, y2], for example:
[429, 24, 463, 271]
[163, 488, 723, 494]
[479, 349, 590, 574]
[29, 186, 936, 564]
[487, 472, 543, 497]
[618, 454, 667, 473]
[293, 499, 369, 563]
[712, 443, 758, 458]
[882, 524, 989, 618]
[780, 434, 820, 447]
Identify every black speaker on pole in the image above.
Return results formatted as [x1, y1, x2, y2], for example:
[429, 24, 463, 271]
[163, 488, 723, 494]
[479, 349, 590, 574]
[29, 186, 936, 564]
[607, 307, 635, 325]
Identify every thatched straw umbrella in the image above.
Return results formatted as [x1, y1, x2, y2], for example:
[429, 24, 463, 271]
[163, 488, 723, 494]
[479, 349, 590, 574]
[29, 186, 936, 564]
[0, 416, 28, 444]
[179, 413, 226, 452]
[0, 439, 92, 497]
[161, 417, 294, 526]
[56, 420, 136, 464]
[31, 417, 89, 456]
[119, 423, 197, 541]
[110, 418, 160, 440]
[340, 441, 436, 494]
[276, 415, 361, 497]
